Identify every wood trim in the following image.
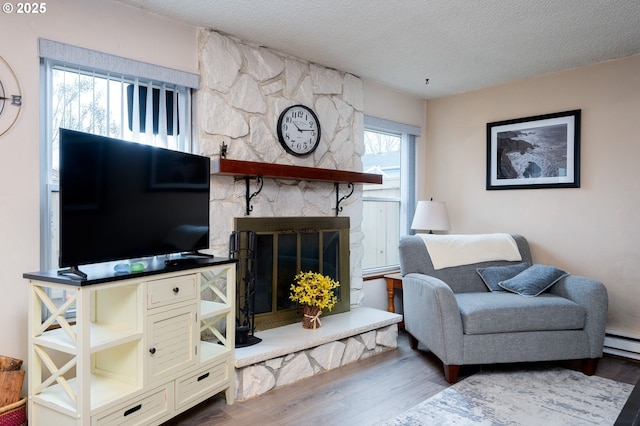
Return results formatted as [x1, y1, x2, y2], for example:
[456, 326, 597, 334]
[211, 158, 383, 184]
[363, 269, 401, 281]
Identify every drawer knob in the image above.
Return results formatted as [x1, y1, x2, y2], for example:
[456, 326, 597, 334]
[149, 347, 156, 355]
[173, 287, 180, 294]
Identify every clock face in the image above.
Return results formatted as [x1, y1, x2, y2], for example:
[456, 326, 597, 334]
[277, 105, 321, 156]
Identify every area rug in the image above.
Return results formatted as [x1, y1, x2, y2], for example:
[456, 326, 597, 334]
[383, 367, 633, 425]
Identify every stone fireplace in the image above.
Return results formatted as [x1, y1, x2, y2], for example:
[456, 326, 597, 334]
[233, 216, 350, 331]
[196, 30, 402, 401]
[198, 29, 368, 307]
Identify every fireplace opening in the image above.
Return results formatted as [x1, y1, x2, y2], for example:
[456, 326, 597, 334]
[233, 217, 350, 331]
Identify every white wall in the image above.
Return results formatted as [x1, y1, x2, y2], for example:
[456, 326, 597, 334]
[363, 81, 428, 196]
[361, 58, 640, 339]
[424, 55, 640, 336]
[0, 0, 198, 361]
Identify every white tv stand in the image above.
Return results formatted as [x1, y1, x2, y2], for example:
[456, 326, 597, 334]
[24, 257, 236, 426]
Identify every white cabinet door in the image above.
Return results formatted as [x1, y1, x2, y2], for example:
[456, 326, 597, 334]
[146, 305, 197, 384]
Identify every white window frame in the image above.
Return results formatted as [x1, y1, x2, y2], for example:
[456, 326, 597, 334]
[39, 38, 200, 272]
[362, 116, 420, 274]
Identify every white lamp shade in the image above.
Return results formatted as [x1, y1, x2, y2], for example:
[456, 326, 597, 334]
[411, 200, 450, 232]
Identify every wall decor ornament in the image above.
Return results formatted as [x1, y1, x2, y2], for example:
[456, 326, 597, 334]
[486, 110, 580, 190]
[0, 56, 23, 137]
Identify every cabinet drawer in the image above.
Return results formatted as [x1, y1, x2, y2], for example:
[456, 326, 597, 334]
[147, 275, 196, 309]
[92, 384, 172, 426]
[175, 360, 229, 410]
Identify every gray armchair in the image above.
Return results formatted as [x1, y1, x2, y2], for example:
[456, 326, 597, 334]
[398, 234, 608, 383]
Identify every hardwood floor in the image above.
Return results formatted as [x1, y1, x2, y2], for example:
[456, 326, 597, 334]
[165, 331, 640, 426]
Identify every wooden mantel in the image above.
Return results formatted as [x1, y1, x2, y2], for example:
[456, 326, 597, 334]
[210, 158, 382, 215]
[211, 158, 383, 184]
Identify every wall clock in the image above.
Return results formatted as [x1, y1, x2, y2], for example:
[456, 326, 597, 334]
[0, 56, 23, 137]
[277, 104, 321, 156]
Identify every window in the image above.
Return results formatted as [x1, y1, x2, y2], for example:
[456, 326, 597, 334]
[39, 39, 199, 317]
[362, 116, 420, 273]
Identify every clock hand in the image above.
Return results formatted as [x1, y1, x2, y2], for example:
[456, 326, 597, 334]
[292, 120, 305, 132]
[292, 121, 314, 132]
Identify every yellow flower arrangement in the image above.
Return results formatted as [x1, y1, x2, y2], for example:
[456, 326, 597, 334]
[289, 271, 340, 311]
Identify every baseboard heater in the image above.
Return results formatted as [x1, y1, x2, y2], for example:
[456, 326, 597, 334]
[604, 330, 640, 361]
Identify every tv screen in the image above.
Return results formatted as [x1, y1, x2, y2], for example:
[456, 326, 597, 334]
[59, 129, 210, 268]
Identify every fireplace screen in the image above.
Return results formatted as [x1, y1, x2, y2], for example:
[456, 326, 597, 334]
[234, 217, 350, 330]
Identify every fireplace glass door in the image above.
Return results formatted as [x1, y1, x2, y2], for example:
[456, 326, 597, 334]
[235, 217, 350, 330]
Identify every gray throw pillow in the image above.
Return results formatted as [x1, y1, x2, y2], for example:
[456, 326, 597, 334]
[498, 264, 569, 297]
[476, 262, 531, 292]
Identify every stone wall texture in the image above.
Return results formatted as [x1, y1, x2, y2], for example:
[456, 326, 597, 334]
[235, 324, 398, 401]
[197, 29, 366, 305]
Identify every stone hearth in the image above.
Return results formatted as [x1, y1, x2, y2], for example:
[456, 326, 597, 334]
[234, 307, 402, 400]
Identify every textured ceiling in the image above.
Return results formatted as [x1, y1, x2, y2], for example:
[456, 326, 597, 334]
[116, 0, 640, 99]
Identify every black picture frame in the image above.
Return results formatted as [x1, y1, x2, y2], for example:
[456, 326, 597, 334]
[486, 110, 580, 190]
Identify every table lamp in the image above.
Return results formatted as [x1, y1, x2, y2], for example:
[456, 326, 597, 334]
[411, 199, 450, 233]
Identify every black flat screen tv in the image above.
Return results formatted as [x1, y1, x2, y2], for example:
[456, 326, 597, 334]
[59, 129, 210, 272]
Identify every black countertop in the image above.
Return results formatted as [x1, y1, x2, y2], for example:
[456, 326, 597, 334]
[24, 255, 237, 286]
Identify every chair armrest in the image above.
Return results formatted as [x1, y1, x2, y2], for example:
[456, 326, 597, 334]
[402, 273, 464, 364]
[549, 275, 608, 357]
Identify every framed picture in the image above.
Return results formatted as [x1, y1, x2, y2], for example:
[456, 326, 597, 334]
[486, 110, 580, 190]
